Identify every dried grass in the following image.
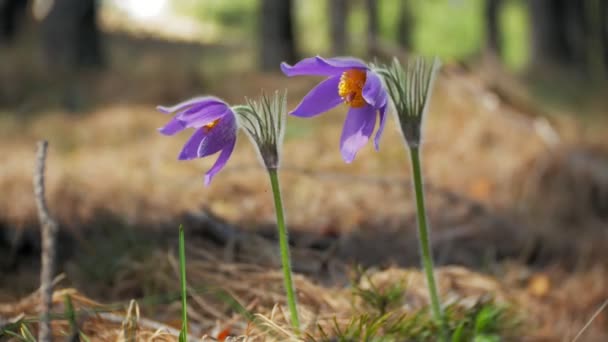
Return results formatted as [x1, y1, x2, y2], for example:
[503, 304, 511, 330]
[1, 32, 608, 341]
[0, 260, 521, 341]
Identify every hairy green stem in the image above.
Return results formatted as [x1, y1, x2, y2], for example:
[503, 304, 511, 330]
[178, 224, 188, 341]
[268, 169, 300, 329]
[409, 147, 445, 338]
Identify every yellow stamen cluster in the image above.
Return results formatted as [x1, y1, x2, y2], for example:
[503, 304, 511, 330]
[338, 69, 367, 108]
[203, 118, 220, 133]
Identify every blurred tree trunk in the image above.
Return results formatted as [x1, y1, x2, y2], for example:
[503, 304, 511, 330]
[564, 1, 588, 73]
[529, 0, 606, 78]
[582, 0, 606, 79]
[396, 0, 412, 50]
[41, 0, 103, 111]
[259, 0, 296, 71]
[484, 0, 502, 59]
[0, 0, 28, 44]
[365, 0, 378, 58]
[603, 0, 608, 71]
[529, 0, 573, 67]
[329, 0, 347, 56]
[41, 0, 103, 70]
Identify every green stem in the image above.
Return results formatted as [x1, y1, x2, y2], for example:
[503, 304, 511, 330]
[268, 169, 300, 329]
[409, 147, 445, 338]
[178, 224, 188, 341]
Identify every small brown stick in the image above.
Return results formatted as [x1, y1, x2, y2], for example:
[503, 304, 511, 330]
[34, 140, 58, 342]
[572, 298, 608, 342]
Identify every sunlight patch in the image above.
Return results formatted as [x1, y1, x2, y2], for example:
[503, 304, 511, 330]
[113, 0, 168, 19]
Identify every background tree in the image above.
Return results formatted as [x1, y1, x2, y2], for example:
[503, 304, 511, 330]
[259, 0, 296, 71]
[41, 0, 103, 70]
[0, 0, 28, 44]
[528, 0, 606, 78]
[365, 0, 378, 58]
[583, 0, 607, 78]
[484, 0, 502, 60]
[396, 0, 413, 51]
[529, 0, 567, 68]
[329, 0, 348, 56]
[603, 0, 608, 71]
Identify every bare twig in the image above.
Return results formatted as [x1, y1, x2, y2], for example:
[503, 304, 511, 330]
[572, 298, 608, 342]
[34, 140, 59, 342]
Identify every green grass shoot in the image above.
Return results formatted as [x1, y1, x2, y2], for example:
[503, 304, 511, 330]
[64, 295, 77, 334]
[3, 323, 37, 342]
[178, 224, 188, 342]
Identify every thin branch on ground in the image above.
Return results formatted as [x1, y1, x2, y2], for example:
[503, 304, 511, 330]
[33, 140, 59, 342]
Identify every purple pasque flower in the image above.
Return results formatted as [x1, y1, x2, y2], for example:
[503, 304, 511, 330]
[157, 96, 237, 186]
[281, 56, 388, 163]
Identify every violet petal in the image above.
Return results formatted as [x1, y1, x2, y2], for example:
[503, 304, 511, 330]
[178, 128, 206, 160]
[183, 105, 230, 128]
[290, 75, 343, 117]
[320, 56, 367, 69]
[197, 112, 237, 157]
[362, 70, 388, 108]
[158, 117, 186, 136]
[157, 96, 224, 114]
[340, 105, 377, 163]
[374, 104, 388, 150]
[204, 136, 236, 186]
[281, 56, 366, 77]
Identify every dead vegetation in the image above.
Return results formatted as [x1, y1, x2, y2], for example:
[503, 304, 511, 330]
[1, 30, 608, 341]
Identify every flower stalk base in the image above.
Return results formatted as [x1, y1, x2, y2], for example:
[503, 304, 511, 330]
[268, 169, 300, 330]
[409, 146, 446, 339]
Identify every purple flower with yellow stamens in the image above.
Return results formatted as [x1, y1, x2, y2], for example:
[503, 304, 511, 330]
[157, 96, 237, 186]
[281, 56, 388, 163]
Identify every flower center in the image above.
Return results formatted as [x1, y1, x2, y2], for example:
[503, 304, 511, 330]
[338, 69, 367, 108]
[202, 118, 220, 133]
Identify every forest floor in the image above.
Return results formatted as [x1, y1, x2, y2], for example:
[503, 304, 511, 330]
[1, 29, 608, 341]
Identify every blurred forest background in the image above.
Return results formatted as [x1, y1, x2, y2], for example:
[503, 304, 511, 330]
[1, 0, 608, 340]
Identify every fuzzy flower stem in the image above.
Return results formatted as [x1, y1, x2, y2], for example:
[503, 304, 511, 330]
[268, 169, 300, 329]
[409, 146, 446, 339]
[235, 91, 299, 329]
